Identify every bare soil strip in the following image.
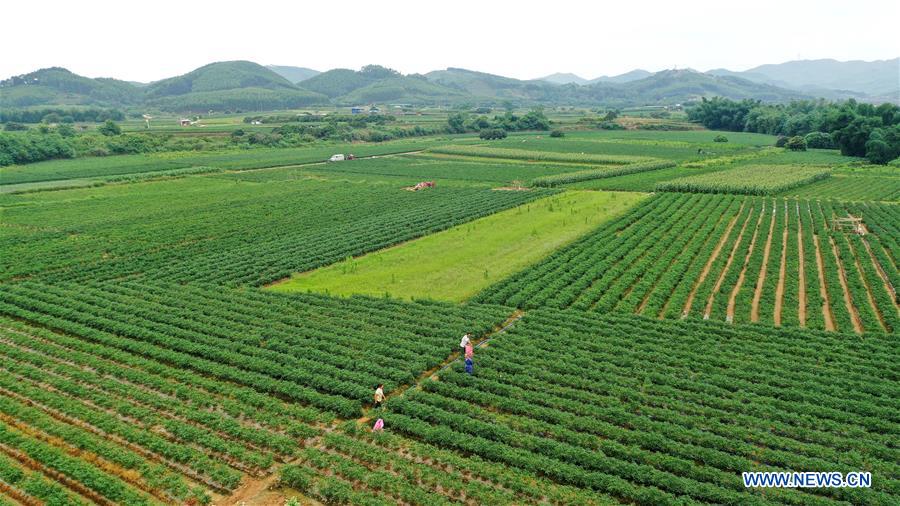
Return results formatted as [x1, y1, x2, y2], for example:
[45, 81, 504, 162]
[727, 203, 765, 322]
[656, 206, 730, 319]
[797, 203, 807, 327]
[0, 480, 40, 506]
[682, 201, 745, 317]
[704, 204, 755, 319]
[773, 204, 788, 326]
[846, 238, 888, 332]
[751, 205, 777, 322]
[829, 236, 864, 334]
[0, 411, 171, 503]
[0, 442, 113, 506]
[813, 235, 836, 331]
[860, 236, 898, 304]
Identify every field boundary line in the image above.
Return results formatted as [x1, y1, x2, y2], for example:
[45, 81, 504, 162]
[682, 201, 745, 317]
[829, 236, 864, 333]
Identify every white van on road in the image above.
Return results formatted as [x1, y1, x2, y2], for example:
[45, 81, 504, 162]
[328, 154, 345, 162]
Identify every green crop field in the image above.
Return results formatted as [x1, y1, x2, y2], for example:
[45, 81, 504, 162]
[270, 191, 646, 301]
[1, 127, 898, 505]
[476, 193, 899, 334]
[780, 174, 900, 201]
[0, 136, 454, 187]
[656, 164, 832, 195]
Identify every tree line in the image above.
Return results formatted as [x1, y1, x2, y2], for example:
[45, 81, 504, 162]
[687, 97, 900, 164]
[0, 107, 125, 124]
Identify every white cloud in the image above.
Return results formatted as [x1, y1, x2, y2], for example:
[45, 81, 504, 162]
[3, 0, 898, 81]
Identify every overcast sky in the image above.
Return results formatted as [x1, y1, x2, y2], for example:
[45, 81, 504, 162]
[4, 0, 898, 82]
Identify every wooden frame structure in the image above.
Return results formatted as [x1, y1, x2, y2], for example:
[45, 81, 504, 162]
[831, 213, 867, 235]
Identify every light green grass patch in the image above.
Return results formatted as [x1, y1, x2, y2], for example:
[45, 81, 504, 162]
[268, 190, 646, 302]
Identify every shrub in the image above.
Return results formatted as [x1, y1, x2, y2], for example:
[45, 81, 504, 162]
[785, 136, 807, 151]
[479, 128, 507, 140]
[804, 131, 835, 149]
[775, 136, 788, 147]
[98, 120, 122, 136]
[279, 465, 313, 491]
[713, 134, 728, 143]
[3, 122, 27, 131]
[549, 129, 564, 138]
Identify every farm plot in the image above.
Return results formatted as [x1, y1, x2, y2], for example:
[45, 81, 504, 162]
[0, 280, 511, 503]
[276, 422, 618, 505]
[428, 145, 653, 165]
[302, 153, 587, 184]
[475, 193, 899, 334]
[779, 174, 900, 202]
[383, 309, 900, 506]
[0, 137, 444, 186]
[269, 191, 646, 302]
[1, 176, 550, 285]
[531, 160, 676, 187]
[656, 164, 831, 195]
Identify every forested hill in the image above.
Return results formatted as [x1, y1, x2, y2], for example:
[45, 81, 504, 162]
[0, 61, 868, 112]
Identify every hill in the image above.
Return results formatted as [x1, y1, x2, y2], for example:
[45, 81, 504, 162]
[590, 69, 653, 83]
[612, 68, 805, 103]
[425, 68, 565, 102]
[299, 65, 467, 104]
[708, 58, 899, 101]
[266, 65, 320, 83]
[339, 75, 468, 104]
[143, 61, 327, 111]
[538, 72, 589, 85]
[0, 67, 141, 107]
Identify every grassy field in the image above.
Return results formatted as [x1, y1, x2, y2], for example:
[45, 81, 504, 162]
[269, 191, 645, 301]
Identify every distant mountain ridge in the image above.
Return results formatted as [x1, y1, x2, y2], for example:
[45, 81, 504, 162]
[543, 58, 898, 101]
[2, 58, 895, 112]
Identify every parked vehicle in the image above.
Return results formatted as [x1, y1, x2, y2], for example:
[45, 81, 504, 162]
[329, 154, 345, 162]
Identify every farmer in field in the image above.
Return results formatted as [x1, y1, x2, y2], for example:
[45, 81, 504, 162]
[459, 332, 471, 355]
[465, 357, 474, 375]
[465, 341, 474, 360]
[373, 384, 385, 409]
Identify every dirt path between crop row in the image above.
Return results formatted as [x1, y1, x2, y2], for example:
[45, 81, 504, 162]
[846, 238, 888, 333]
[218, 309, 524, 506]
[704, 204, 755, 319]
[773, 204, 789, 327]
[751, 205, 777, 323]
[829, 236, 864, 334]
[797, 203, 807, 327]
[727, 202, 765, 323]
[812, 235, 836, 331]
[682, 202, 745, 317]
